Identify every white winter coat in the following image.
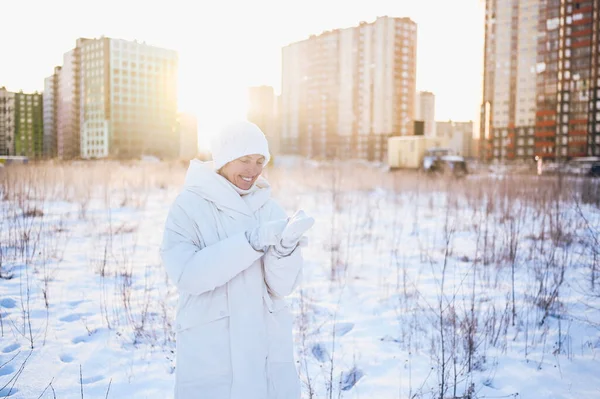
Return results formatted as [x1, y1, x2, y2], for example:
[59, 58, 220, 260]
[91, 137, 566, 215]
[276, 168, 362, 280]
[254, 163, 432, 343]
[160, 160, 303, 399]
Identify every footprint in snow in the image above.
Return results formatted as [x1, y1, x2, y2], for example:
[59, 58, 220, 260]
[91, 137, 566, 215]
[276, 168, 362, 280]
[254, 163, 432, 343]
[60, 354, 74, 363]
[0, 387, 18, 397]
[311, 343, 329, 363]
[72, 335, 90, 344]
[60, 313, 85, 322]
[81, 375, 104, 385]
[68, 300, 85, 308]
[2, 343, 20, 353]
[72, 327, 102, 344]
[0, 298, 17, 308]
[340, 367, 364, 391]
[0, 365, 15, 377]
[334, 322, 354, 337]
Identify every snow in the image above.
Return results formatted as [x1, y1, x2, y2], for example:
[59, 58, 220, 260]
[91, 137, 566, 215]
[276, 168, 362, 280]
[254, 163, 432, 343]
[440, 155, 465, 162]
[1, 159, 599, 398]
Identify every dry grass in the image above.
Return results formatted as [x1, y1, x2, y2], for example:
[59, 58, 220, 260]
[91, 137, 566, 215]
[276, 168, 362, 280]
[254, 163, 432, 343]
[0, 159, 599, 398]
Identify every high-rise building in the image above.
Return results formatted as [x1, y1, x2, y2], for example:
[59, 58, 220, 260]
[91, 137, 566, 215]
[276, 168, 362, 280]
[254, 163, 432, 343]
[281, 16, 417, 161]
[480, 1, 539, 161]
[481, 0, 600, 161]
[436, 120, 475, 157]
[539, 0, 600, 159]
[416, 91, 436, 137]
[43, 67, 61, 158]
[247, 86, 279, 155]
[0, 87, 16, 156]
[177, 112, 198, 160]
[1, 87, 43, 158]
[57, 41, 85, 159]
[14, 92, 43, 157]
[105, 38, 178, 159]
[49, 37, 179, 159]
[79, 37, 109, 159]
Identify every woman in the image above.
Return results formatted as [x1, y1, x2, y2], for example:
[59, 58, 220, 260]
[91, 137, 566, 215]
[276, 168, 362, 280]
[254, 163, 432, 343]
[160, 120, 314, 399]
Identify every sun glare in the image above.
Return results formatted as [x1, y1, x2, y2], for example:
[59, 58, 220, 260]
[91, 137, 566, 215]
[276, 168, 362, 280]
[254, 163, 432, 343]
[178, 54, 251, 151]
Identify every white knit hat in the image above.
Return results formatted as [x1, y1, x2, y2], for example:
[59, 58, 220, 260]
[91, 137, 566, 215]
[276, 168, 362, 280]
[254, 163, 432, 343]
[210, 120, 271, 170]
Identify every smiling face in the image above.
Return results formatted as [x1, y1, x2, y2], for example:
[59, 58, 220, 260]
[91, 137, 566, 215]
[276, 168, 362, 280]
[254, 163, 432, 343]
[219, 154, 266, 190]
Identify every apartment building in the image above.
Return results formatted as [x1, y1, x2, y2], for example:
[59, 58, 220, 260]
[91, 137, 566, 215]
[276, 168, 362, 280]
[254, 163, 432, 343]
[281, 16, 417, 161]
[416, 91, 436, 137]
[55, 40, 85, 159]
[43, 67, 60, 158]
[103, 38, 178, 159]
[0, 87, 15, 156]
[481, 0, 600, 161]
[14, 91, 43, 157]
[0, 87, 43, 158]
[46, 37, 179, 159]
[436, 120, 475, 158]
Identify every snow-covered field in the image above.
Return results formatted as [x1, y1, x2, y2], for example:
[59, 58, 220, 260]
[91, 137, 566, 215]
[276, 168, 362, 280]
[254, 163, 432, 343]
[1, 158, 599, 398]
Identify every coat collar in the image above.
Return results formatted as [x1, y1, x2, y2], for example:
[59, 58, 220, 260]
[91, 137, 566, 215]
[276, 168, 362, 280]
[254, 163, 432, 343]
[183, 159, 271, 217]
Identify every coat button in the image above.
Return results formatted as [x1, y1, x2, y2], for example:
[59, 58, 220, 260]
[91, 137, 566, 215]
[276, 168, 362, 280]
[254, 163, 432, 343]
[220, 310, 226, 317]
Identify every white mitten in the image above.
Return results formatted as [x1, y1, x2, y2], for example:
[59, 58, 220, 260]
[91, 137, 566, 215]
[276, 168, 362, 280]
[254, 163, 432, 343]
[273, 210, 315, 256]
[297, 236, 309, 247]
[281, 210, 315, 247]
[246, 219, 287, 252]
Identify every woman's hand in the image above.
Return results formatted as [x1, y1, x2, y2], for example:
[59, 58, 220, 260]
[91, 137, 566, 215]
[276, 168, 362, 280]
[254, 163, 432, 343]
[273, 210, 315, 256]
[246, 219, 288, 252]
[280, 210, 315, 247]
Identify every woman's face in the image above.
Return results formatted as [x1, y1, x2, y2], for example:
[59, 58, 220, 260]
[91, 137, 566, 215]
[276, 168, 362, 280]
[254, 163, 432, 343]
[220, 154, 266, 190]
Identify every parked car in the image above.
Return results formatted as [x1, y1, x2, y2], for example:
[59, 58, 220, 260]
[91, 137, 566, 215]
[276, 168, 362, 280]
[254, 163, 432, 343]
[422, 148, 453, 172]
[423, 154, 468, 178]
[589, 162, 600, 177]
[563, 157, 600, 176]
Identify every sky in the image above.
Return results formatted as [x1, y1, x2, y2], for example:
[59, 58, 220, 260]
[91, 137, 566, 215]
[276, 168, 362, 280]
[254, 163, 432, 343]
[0, 0, 485, 147]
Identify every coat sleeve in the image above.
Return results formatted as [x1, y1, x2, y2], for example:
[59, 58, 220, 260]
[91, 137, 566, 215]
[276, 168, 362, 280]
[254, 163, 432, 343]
[160, 197, 263, 296]
[262, 200, 304, 298]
